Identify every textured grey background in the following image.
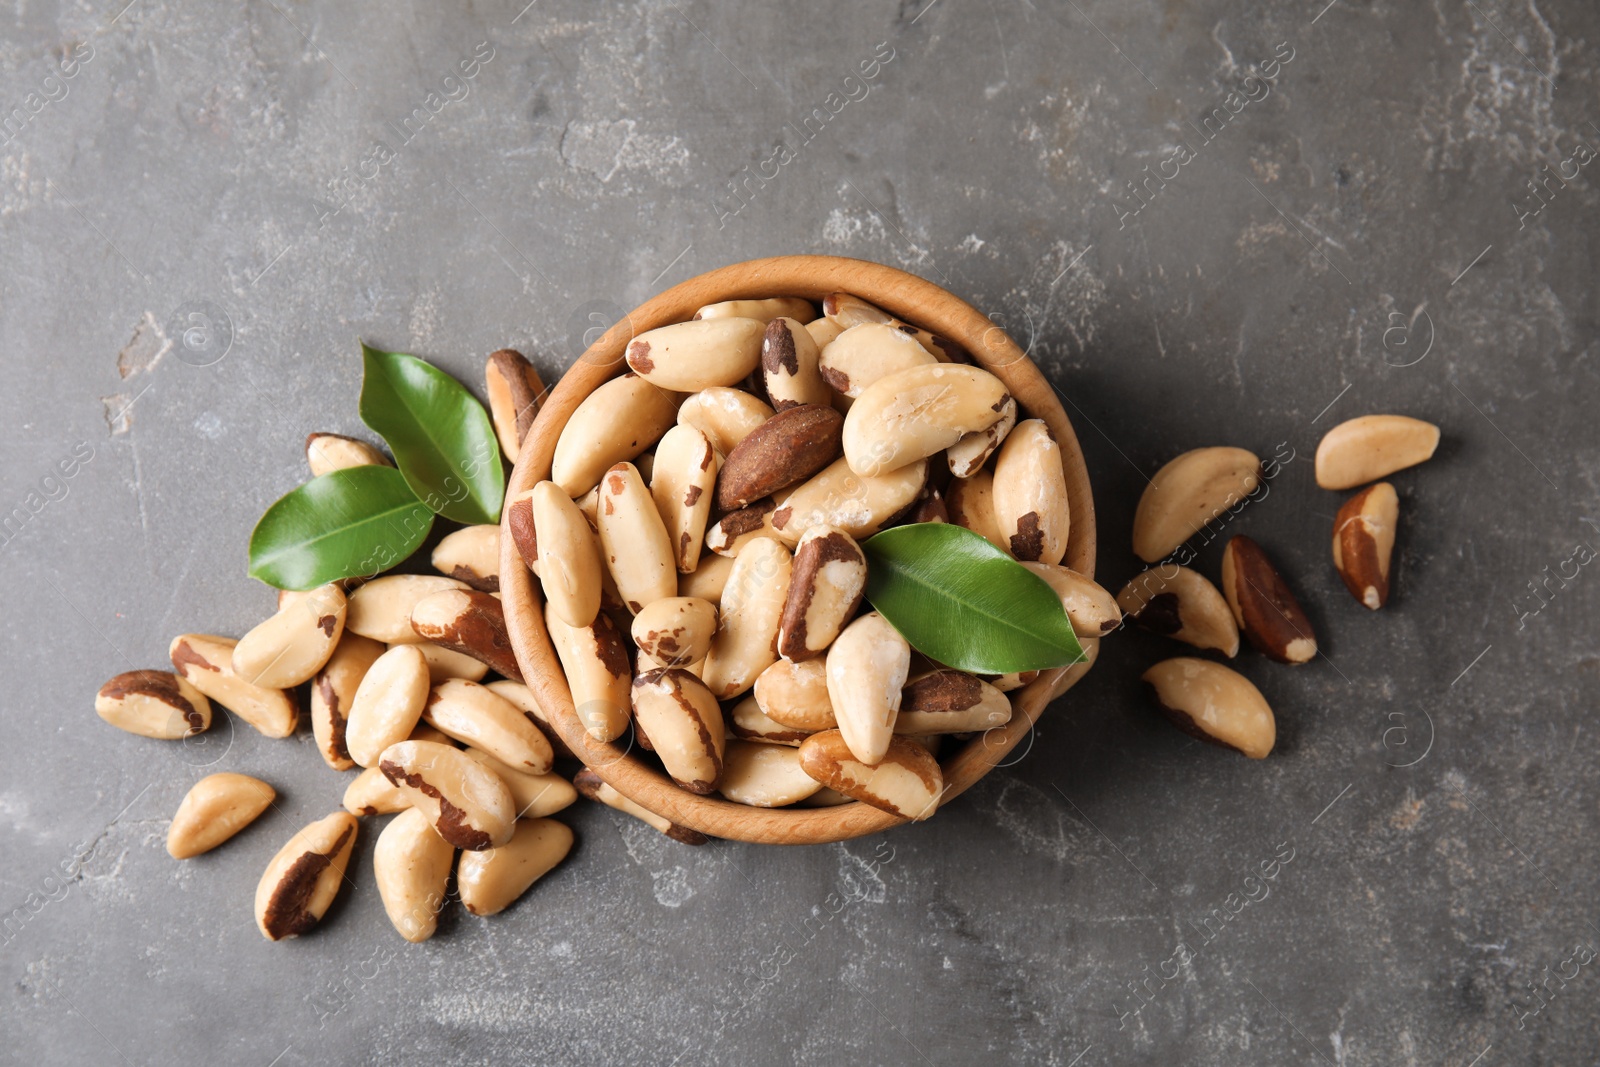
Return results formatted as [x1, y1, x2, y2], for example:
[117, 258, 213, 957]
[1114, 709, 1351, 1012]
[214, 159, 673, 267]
[3, 0, 1598, 1064]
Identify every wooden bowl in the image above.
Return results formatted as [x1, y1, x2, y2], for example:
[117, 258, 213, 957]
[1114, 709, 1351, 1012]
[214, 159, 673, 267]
[501, 255, 1098, 845]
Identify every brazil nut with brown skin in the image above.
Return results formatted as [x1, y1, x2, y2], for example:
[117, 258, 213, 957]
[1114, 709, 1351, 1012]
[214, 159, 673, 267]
[797, 731, 944, 821]
[573, 768, 710, 845]
[1143, 657, 1275, 758]
[484, 348, 546, 462]
[651, 424, 720, 573]
[544, 605, 632, 743]
[676, 386, 773, 457]
[458, 817, 575, 917]
[530, 480, 602, 628]
[763, 316, 831, 410]
[431, 524, 502, 592]
[345, 574, 470, 644]
[630, 596, 717, 668]
[552, 372, 679, 497]
[422, 678, 554, 774]
[701, 536, 793, 699]
[409, 587, 522, 681]
[715, 404, 843, 511]
[305, 433, 390, 477]
[232, 582, 346, 688]
[1116, 565, 1239, 657]
[97, 669, 212, 739]
[310, 633, 385, 770]
[254, 811, 359, 941]
[631, 668, 726, 793]
[777, 525, 867, 661]
[462, 748, 576, 818]
[625, 317, 766, 391]
[893, 671, 1012, 735]
[169, 634, 298, 739]
[991, 419, 1070, 564]
[597, 461, 678, 614]
[378, 740, 516, 850]
[1220, 536, 1318, 665]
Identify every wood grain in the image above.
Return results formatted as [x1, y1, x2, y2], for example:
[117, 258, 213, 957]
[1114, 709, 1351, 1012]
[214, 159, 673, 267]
[501, 255, 1098, 845]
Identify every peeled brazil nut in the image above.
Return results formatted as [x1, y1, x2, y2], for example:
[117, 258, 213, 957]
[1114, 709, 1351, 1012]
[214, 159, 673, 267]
[770, 457, 926, 545]
[485, 348, 546, 461]
[649, 424, 719, 573]
[1221, 536, 1318, 665]
[763, 316, 830, 410]
[677, 386, 773, 456]
[696, 296, 815, 323]
[405, 641, 490, 683]
[1332, 481, 1399, 609]
[893, 671, 1012, 735]
[573, 768, 710, 845]
[631, 596, 717, 668]
[463, 748, 576, 818]
[1131, 446, 1261, 563]
[822, 292, 969, 364]
[552, 372, 678, 496]
[1117, 565, 1239, 657]
[806, 317, 845, 349]
[311, 632, 386, 770]
[597, 462, 678, 614]
[254, 811, 358, 941]
[409, 587, 522, 681]
[819, 322, 936, 398]
[346, 574, 470, 644]
[531, 480, 602, 628]
[167, 773, 276, 859]
[631, 668, 726, 793]
[797, 731, 943, 821]
[432, 524, 501, 592]
[946, 470, 1008, 552]
[422, 678, 554, 775]
[777, 524, 867, 661]
[544, 605, 631, 742]
[701, 537, 793, 699]
[728, 694, 811, 746]
[625, 317, 765, 391]
[716, 404, 844, 512]
[97, 669, 211, 739]
[373, 806, 454, 943]
[378, 740, 516, 850]
[1017, 562, 1120, 638]
[705, 499, 779, 557]
[1315, 414, 1439, 490]
[842, 364, 1010, 477]
[232, 582, 347, 689]
[991, 419, 1070, 564]
[825, 612, 910, 766]
[754, 657, 837, 732]
[343, 765, 411, 816]
[485, 679, 575, 761]
[345, 644, 432, 767]
[948, 394, 1017, 478]
[169, 635, 298, 738]
[459, 817, 574, 917]
[720, 741, 823, 807]
[679, 551, 735, 604]
[305, 432, 390, 478]
[1143, 657, 1275, 759]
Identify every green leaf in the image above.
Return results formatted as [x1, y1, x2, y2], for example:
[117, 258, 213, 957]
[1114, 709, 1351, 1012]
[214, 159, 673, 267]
[248, 466, 435, 590]
[862, 523, 1086, 674]
[359, 344, 505, 525]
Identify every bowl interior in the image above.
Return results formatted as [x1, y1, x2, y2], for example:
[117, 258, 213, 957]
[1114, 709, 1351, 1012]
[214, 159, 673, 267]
[501, 255, 1098, 845]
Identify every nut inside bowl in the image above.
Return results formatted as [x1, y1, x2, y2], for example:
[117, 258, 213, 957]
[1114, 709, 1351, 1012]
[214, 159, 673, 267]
[502, 255, 1097, 845]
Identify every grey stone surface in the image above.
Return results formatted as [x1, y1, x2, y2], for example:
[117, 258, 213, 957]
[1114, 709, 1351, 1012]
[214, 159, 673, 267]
[3, 1, 1598, 1064]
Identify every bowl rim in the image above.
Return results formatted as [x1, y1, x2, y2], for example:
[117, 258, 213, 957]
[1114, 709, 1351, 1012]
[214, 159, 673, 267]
[501, 254, 1098, 845]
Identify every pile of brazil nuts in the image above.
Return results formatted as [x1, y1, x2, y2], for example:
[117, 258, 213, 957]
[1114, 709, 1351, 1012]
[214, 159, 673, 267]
[1119, 414, 1441, 759]
[506, 291, 1118, 823]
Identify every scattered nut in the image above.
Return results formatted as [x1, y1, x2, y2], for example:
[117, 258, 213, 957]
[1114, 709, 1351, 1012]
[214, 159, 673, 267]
[254, 811, 358, 940]
[96, 669, 211, 739]
[1315, 414, 1440, 490]
[378, 740, 516, 850]
[167, 773, 275, 859]
[170, 634, 298, 738]
[797, 731, 943, 821]
[991, 419, 1070, 564]
[777, 524, 867, 661]
[373, 806, 454, 942]
[409, 587, 522, 681]
[1220, 536, 1318, 665]
[1131, 447, 1261, 563]
[825, 612, 911, 766]
[719, 741, 824, 807]
[1142, 657, 1275, 759]
[232, 583, 346, 688]
[1116, 565, 1239, 657]
[462, 748, 576, 818]
[311, 632, 386, 770]
[458, 817, 574, 916]
[1018, 562, 1120, 638]
[345, 644, 432, 767]
[484, 348, 546, 461]
[423, 678, 554, 774]
[1332, 481, 1399, 609]
[345, 574, 470, 644]
[625, 317, 766, 391]
[305, 433, 390, 478]
[573, 768, 709, 845]
[431, 524, 502, 592]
